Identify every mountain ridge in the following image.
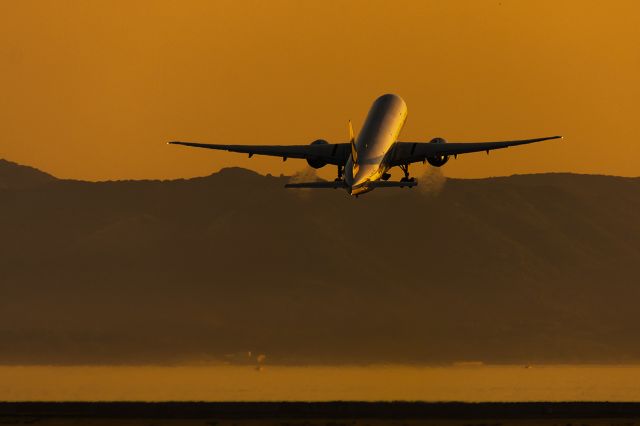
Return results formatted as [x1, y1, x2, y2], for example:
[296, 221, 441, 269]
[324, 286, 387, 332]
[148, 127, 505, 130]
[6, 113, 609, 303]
[1, 159, 639, 365]
[2, 157, 637, 186]
[0, 159, 56, 189]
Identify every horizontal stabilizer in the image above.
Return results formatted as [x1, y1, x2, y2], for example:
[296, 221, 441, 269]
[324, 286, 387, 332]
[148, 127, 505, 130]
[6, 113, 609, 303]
[285, 180, 418, 189]
[285, 181, 347, 189]
[370, 180, 418, 188]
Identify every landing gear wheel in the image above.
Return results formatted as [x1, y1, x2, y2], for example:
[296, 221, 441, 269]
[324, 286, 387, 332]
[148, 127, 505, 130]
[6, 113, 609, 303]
[399, 164, 412, 182]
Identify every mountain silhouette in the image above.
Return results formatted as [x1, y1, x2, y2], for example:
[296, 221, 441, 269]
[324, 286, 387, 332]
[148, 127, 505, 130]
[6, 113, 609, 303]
[1, 159, 639, 365]
[0, 159, 55, 190]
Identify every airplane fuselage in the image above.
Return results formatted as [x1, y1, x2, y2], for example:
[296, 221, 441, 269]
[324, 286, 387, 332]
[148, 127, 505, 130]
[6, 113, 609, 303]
[345, 94, 408, 195]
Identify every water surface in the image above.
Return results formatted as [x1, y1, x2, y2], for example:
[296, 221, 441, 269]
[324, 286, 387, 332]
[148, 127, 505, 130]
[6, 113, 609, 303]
[1, 365, 639, 401]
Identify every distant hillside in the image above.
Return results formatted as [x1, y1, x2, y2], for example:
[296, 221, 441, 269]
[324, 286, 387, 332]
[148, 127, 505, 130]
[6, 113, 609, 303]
[0, 159, 55, 190]
[1, 159, 639, 365]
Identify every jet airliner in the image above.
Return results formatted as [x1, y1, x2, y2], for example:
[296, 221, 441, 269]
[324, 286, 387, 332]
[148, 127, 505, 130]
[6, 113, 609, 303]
[170, 94, 561, 196]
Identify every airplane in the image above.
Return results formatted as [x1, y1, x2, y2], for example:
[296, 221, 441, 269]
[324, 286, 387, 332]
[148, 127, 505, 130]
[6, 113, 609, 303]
[169, 94, 561, 196]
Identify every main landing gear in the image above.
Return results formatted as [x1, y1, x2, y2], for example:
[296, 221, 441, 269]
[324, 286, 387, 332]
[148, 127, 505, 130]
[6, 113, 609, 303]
[399, 164, 415, 183]
[333, 165, 345, 189]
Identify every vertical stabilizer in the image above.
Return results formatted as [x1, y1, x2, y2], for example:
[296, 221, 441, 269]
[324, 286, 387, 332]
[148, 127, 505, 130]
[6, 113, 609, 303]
[348, 120, 355, 144]
[349, 120, 358, 174]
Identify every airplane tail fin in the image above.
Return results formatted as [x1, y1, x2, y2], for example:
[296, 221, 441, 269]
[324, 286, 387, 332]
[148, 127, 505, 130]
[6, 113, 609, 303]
[349, 120, 359, 174]
[349, 120, 355, 144]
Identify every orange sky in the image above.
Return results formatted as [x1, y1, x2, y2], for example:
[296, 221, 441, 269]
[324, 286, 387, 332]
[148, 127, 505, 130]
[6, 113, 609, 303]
[1, 0, 638, 181]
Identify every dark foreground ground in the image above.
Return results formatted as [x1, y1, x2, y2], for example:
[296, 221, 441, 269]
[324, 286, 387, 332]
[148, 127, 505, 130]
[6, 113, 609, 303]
[2, 402, 640, 426]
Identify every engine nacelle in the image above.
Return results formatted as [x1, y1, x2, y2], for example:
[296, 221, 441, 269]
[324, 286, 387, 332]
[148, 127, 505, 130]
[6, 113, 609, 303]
[426, 137, 449, 167]
[306, 139, 329, 169]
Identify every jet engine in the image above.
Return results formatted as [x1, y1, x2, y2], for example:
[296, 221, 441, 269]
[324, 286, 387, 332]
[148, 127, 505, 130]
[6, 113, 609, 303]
[306, 139, 329, 169]
[426, 137, 449, 167]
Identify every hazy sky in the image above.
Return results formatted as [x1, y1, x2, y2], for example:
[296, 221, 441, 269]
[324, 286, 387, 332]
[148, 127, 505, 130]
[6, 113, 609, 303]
[1, 0, 639, 180]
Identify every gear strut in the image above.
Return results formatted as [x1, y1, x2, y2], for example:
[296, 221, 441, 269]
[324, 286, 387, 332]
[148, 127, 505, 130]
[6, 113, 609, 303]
[399, 164, 414, 182]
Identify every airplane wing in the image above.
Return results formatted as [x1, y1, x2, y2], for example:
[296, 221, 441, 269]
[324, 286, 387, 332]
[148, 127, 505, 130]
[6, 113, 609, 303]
[168, 141, 350, 166]
[388, 136, 562, 166]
